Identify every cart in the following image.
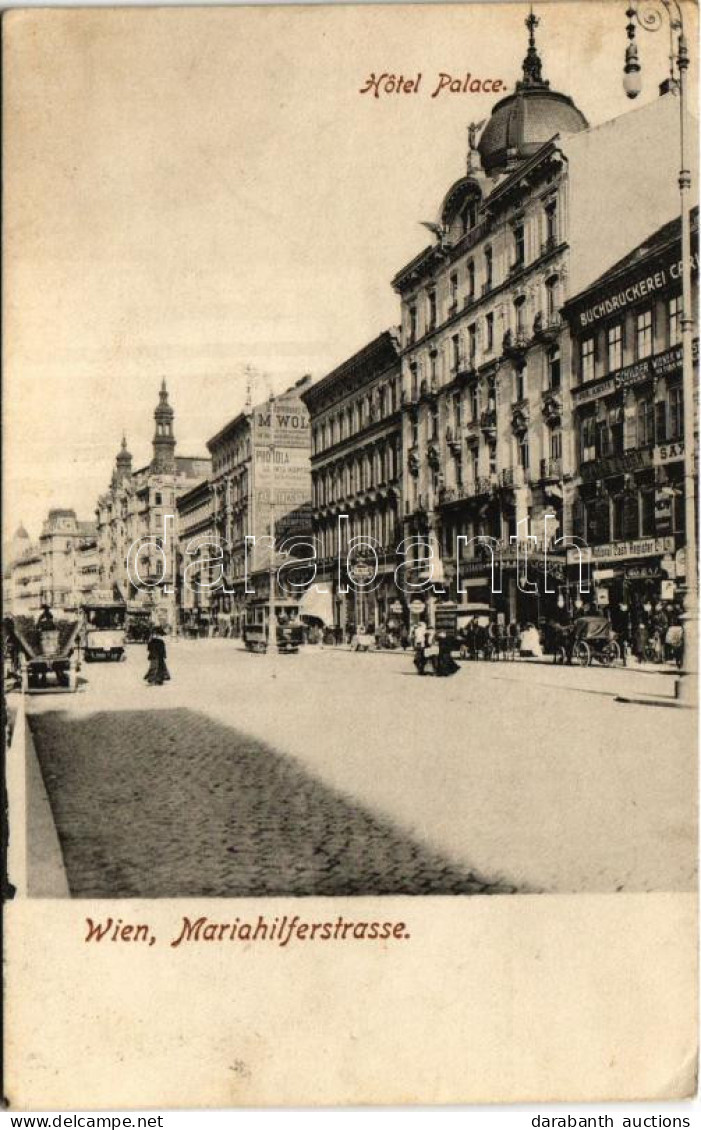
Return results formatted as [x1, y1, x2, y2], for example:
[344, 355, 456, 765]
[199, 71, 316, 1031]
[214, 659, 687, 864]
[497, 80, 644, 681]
[10, 615, 82, 692]
[568, 615, 621, 667]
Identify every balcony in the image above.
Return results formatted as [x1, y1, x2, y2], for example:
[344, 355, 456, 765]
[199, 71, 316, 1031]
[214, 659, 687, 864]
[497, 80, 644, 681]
[499, 466, 526, 490]
[445, 425, 462, 454]
[540, 458, 563, 482]
[481, 280, 493, 297]
[532, 311, 562, 343]
[447, 301, 459, 319]
[540, 235, 559, 258]
[502, 329, 531, 363]
[453, 358, 477, 385]
[541, 389, 562, 424]
[475, 474, 497, 496]
[479, 408, 497, 439]
[419, 378, 438, 403]
[509, 259, 525, 277]
[463, 293, 476, 310]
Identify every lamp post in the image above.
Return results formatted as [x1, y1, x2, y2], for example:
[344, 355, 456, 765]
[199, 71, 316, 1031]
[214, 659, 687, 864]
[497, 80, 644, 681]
[623, 0, 697, 702]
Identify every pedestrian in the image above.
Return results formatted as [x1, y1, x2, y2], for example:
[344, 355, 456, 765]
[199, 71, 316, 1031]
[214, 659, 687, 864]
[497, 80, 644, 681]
[144, 628, 170, 686]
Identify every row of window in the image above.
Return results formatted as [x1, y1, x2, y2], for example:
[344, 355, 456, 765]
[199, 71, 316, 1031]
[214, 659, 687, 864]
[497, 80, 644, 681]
[574, 487, 684, 544]
[579, 296, 682, 383]
[407, 199, 559, 342]
[314, 509, 401, 558]
[312, 380, 400, 454]
[312, 443, 400, 506]
[579, 387, 683, 462]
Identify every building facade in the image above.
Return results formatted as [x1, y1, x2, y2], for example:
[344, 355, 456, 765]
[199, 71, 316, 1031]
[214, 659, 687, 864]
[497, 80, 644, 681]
[562, 212, 698, 623]
[95, 381, 210, 628]
[9, 541, 43, 618]
[389, 11, 697, 625]
[207, 375, 312, 633]
[175, 477, 215, 632]
[301, 330, 403, 636]
[39, 509, 99, 613]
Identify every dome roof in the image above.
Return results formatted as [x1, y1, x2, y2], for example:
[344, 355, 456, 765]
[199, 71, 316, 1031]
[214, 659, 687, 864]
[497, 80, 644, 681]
[477, 11, 588, 175]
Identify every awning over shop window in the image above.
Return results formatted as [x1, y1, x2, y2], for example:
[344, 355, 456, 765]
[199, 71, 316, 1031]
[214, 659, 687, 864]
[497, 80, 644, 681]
[299, 585, 334, 625]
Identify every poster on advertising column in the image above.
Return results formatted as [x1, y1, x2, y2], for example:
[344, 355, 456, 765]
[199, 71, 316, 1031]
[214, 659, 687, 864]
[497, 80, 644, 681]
[2, 0, 698, 1113]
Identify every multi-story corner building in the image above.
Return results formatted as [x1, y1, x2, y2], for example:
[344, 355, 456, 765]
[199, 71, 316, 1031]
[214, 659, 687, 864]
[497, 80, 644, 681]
[561, 211, 698, 622]
[39, 509, 99, 613]
[300, 330, 403, 635]
[207, 375, 312, 634]
[175, 476, 214, 633]
[390, 10, 697, 624]
[3, 524, 31, 614]
[96, 381, 210, 627]
[10, 542, 43, 618]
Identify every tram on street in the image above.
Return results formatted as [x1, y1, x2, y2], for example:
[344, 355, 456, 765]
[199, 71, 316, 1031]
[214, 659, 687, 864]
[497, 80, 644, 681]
[82, 596, 127, 661]
[242, 598, 304, 654]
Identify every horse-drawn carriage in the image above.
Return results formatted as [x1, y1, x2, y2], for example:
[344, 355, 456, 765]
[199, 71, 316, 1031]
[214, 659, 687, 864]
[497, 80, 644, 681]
[554, 615, 621, 667]
[7, 614, 82, 692]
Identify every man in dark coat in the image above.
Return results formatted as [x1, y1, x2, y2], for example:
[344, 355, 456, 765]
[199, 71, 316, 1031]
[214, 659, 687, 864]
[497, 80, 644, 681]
[144, 628, 170, 685]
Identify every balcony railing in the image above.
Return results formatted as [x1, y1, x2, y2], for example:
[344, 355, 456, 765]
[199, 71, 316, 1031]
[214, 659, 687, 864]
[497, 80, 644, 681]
[540, 458, 563, 481]
[481, 280, 493, 297]
[541, 235, 559, 258]
[499, 466, 526, 489]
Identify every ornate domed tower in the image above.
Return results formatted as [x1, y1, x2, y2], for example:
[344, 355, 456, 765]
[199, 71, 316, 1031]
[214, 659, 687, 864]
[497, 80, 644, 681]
[152, 379, 176, 473]
[477, 10, 588, 175]
[114, 435, 133, 485]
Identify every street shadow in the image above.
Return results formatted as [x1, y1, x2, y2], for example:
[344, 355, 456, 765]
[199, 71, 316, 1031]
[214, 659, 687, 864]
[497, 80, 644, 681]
[27, 707, 517, 899]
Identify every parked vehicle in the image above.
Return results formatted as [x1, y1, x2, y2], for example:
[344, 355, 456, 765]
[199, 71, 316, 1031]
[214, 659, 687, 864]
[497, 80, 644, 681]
[82, 599, 126, 661]
[568, 615, 621, 667]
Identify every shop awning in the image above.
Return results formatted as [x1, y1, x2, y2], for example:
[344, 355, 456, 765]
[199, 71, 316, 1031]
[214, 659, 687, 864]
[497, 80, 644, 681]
[298, 585, 334, 625]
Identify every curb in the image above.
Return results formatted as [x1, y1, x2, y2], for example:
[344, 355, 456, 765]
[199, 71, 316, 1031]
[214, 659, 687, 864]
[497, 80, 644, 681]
[24, 704, 71, 898]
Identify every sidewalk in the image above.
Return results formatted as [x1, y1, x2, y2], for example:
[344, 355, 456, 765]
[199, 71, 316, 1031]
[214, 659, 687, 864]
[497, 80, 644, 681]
[7, 691, 70, 898]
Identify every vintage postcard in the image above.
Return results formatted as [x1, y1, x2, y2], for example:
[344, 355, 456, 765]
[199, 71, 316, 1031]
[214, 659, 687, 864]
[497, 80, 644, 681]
[2, 0, 698, 1109]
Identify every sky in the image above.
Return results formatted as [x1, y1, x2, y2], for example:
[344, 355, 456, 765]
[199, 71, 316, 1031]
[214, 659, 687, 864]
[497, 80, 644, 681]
[4, 0, 694, 540]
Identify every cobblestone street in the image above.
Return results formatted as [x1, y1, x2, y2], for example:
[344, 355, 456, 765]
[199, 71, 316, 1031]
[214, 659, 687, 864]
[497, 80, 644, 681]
[25, 639, 696, 897]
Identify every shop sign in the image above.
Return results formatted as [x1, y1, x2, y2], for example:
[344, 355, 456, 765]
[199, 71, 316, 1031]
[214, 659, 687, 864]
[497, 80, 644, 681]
[390, 600, 404, 613]
[676, 547, 687, 577]
[568, 536, 674, 564]
[572, 340, 698, 409]
[580, 447, 652, 482]
[654, 441, 685, 466]
[661, 580, 676, 601]
[593, 568, 615, 580]
[595, 587, 609, 606]
[626, 565, 662, 580]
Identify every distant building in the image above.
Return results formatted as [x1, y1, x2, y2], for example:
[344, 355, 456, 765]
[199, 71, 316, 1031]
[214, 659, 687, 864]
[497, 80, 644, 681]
[300, 330, 403, 636]
[207, 375, 312, 634]
[175, 477, 214, 633]
[39, 509, 99, 613]
[9, 542, 43, 618]
[95, 381, 210, 628]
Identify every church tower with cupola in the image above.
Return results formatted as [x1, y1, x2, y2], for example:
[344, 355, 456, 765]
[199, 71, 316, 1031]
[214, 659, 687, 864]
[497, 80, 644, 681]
[152, 379, 176, 473]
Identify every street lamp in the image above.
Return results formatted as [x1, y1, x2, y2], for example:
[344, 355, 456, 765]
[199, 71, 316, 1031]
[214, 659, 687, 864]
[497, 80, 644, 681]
[623, 0, 697, 703]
